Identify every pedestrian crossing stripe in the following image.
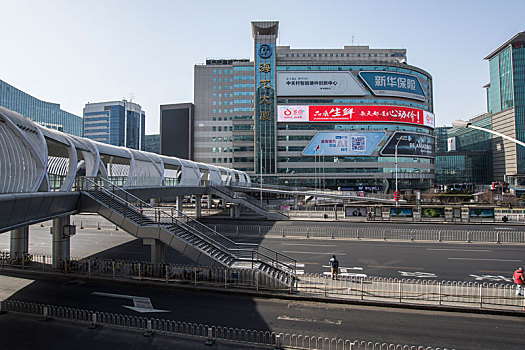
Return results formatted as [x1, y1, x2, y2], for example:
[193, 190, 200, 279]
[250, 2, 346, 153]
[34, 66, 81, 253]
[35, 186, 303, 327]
[323, 272, 368, 278]
[323, 266, 367, 278]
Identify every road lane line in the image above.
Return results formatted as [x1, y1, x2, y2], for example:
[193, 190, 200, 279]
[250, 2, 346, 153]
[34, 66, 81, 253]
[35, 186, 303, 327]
[283, 251, 346, 255]
[367, 265, 423, 270]
[427, 248, 492, 252]
[479, 270, 514, 274]
[282, 243, 337, 247]
[277, 315, 342, 325]
[448, 258, 521, 262]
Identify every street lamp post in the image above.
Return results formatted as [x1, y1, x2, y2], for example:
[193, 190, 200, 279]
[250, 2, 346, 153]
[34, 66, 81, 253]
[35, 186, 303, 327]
[452, 120, 525, 148]
[394, 136, 408, 207]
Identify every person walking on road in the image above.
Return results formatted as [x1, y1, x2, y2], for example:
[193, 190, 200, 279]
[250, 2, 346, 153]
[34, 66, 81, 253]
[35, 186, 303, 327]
[329, 255, 339, 280]
[513, 267, 524, 296]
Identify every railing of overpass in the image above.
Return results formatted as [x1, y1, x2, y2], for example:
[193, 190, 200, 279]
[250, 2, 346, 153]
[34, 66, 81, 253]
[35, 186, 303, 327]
[210, 224, 525, 243]
[211, 184, 268, 210]
[76, 176, 297, 273]
[1, 300, 454, 350]
[230, 182, 393, 201]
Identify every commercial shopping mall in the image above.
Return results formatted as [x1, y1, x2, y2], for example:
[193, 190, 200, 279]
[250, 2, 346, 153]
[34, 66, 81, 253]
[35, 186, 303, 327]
[193, 21, 435, 192]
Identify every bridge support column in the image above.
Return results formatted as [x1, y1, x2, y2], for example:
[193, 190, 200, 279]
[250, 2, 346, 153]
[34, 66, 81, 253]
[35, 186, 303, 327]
[229, 204, 240, 218]
[207, 195, 212, 209]
[143, 239, 165, 263]
[195, 195, 202, 218]
[10, 226, 29, 257]
[52, 216, 71, 269]
[176, 196, 183, 217]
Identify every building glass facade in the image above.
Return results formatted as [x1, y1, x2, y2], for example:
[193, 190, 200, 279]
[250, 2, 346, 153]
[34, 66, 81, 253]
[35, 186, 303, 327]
[143, 134, 160, 154]
[194, 21, 435, 191]
[485, 32, 525, 179]
[0, 79, 82, 136]
[435, 114, 492, 185]
[83, 100, 145, 150]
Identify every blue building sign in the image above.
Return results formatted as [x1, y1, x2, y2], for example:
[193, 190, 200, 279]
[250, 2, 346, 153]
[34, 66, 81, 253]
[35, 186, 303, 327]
[359, 71, 426, 101]
[302, 131, 385, 156]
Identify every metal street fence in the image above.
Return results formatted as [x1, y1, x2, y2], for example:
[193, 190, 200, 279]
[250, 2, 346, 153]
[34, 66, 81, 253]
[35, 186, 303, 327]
[297, 274, 525, 311]
[209, 224, 525, 243]
[0, 253, 291, 292]
[1, 252, 524, 313]
[0, 300, 454, 350]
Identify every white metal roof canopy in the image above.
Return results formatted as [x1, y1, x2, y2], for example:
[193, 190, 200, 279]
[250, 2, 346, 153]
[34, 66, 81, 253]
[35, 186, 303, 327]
[0, 107, 249, 194]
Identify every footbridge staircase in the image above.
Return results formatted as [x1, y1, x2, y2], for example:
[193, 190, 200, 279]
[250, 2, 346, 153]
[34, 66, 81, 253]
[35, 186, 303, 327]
[209, 185, 289, 220]
[79, 177, 297, 289]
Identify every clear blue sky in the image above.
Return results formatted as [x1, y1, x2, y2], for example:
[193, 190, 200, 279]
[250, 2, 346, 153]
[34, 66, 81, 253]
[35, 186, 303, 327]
[1, 0, 524, 134]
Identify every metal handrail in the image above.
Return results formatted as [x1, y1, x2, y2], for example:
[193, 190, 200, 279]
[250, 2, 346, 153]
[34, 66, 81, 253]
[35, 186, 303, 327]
[78, 176, 297, 273]
[79, 177, 235, 257]
[211, 184, 272, 211]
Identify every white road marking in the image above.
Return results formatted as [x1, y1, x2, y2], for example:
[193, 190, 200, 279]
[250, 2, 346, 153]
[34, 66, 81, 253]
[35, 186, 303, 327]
[282, 243, 337, 247]
[427, 248, 492, 252]
[323, 272, 368, 278]
[294, 263, 305, 275]
[494, 227, 516, 230]
[92, 292, 169, 313]
[448, 258, 521, 262]
[322, 265, 363, 271]
[469, 274, 512, 282]
[398, 271, 437, 278]
[283, 251, 346, 255]
[277, 315, 342, 325]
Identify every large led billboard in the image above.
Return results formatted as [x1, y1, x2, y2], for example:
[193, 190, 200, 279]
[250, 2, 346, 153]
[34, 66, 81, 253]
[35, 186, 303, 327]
[358, 71, 426, 101]
[302, 131, 385, 156]
[277, 105, 435, 128]
[380, 132, 435, 158]
[276, 72, 366, 96]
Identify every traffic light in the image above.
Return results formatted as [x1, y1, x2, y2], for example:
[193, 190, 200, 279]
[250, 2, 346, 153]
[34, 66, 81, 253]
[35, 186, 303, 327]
[394, 190, 399, 201]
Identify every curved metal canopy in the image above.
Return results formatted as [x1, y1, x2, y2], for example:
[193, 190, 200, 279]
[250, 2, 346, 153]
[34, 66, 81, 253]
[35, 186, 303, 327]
[0, 106, 251, 194]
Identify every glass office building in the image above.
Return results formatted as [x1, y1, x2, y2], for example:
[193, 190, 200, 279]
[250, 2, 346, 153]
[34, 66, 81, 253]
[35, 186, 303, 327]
[194, 21, 435, 191]
[0, 79, 82, 136]
[143, 134, 160, 154]
[435, 114, 492, 185]
[83, 100, 145, 150]
[485, 31, 525, 179]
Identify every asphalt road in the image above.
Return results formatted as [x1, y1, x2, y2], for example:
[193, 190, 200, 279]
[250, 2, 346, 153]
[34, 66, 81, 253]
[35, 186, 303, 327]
[243, 238, 523, 283]
[1, 272, 524, 350]
[1, 215, 523, 283]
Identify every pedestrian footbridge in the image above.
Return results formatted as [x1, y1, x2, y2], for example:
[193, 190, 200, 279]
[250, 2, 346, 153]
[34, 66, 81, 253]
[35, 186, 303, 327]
[0, 106, 295, 287]
[0, 106, 398, 287]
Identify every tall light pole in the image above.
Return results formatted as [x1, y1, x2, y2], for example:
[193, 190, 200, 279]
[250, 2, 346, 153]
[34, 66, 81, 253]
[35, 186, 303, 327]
[395, 136, 408, 207]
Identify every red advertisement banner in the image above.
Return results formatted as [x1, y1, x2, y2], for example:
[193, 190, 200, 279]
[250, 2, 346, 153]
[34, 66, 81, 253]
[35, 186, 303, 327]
[308, 105, 434, 127]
